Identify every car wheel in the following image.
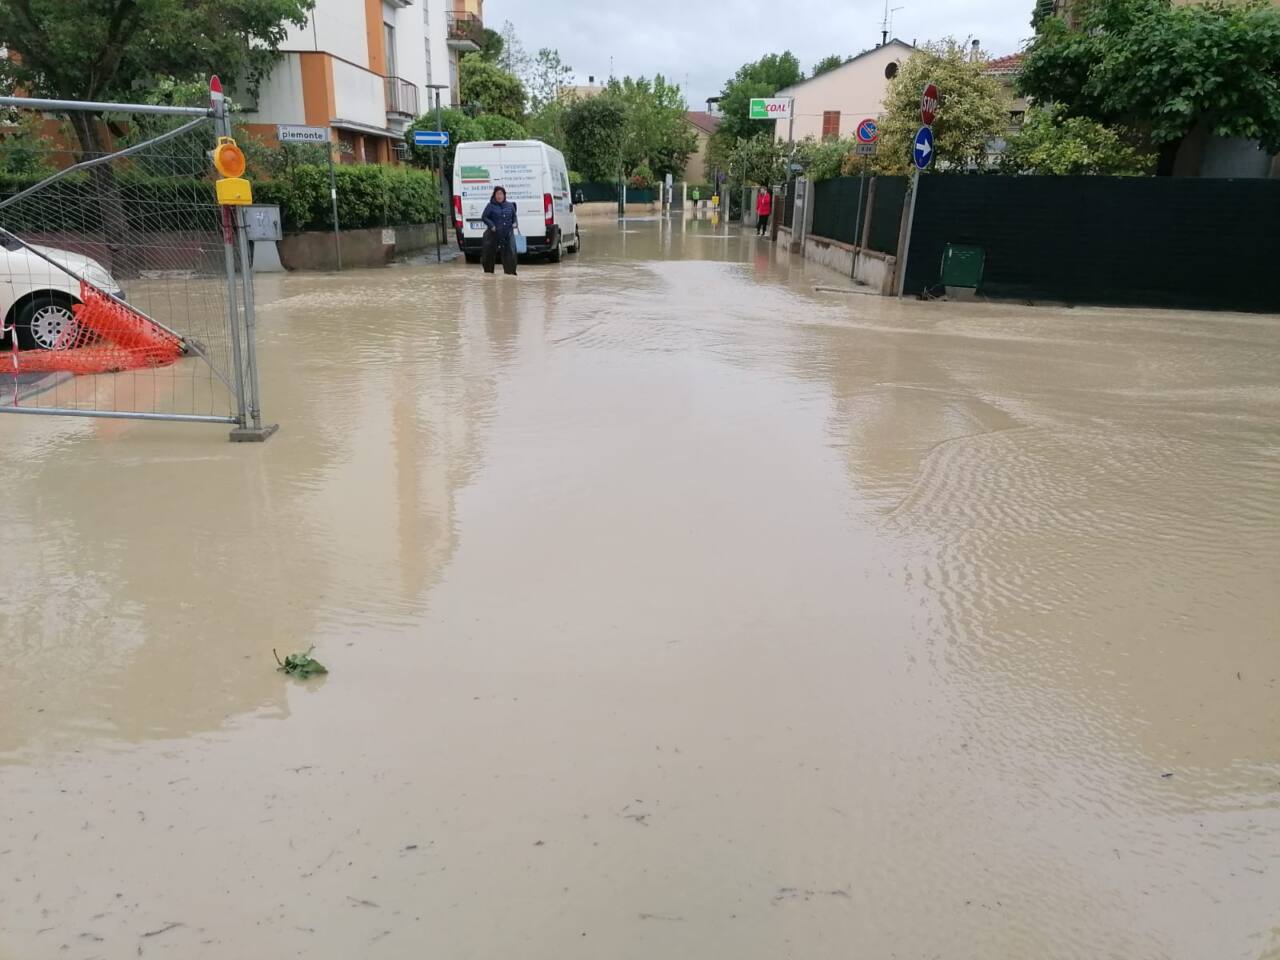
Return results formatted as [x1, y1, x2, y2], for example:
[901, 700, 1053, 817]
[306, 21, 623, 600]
[549, 233, 563, 263]
[568, 228, 581, 254]
[16, 293, 79, 351]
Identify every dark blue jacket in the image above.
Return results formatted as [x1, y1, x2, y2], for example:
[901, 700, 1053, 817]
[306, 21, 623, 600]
[481, 200, 518, 238]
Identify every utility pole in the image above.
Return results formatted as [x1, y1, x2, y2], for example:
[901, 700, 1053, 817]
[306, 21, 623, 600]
[425, 83, 451, 262]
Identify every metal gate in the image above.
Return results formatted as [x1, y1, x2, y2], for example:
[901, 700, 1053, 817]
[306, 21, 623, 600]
[0, 80, 274, 440]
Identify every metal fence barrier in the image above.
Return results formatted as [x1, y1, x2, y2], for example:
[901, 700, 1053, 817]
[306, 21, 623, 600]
[0, 81, 274, 440]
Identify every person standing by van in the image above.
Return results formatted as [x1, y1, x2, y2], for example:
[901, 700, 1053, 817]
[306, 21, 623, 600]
[755, 188, 773, 237]
[480, 187, 519, 276]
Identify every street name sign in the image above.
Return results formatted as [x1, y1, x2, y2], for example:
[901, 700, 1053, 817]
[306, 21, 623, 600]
[855, 143, 877, 156]
[277, 124, 328, 144]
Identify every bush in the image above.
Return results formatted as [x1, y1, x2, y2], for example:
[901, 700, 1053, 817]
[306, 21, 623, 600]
[629, 162, 655, 188]
[255, 164, 438, 232]
[568, 170, 584, 184]
[473, 113, 528, 141]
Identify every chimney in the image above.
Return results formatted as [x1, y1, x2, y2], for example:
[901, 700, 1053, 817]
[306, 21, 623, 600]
[588, 75, 595, 84]
[971, 38, 980, 60]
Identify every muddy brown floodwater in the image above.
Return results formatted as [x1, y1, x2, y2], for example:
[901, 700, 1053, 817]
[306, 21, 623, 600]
[2, 216, 1278, 959]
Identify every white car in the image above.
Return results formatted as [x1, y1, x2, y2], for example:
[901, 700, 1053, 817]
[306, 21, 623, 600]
[1, 238, 124, 350]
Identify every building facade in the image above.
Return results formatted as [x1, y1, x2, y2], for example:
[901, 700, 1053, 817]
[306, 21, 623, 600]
[774, 41, 914, 142]
[243, 0, 470, 164]
[683, 112, 720, 185]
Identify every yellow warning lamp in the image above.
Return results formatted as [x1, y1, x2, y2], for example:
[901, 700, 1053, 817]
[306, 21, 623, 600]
[212, 137, 252, 205]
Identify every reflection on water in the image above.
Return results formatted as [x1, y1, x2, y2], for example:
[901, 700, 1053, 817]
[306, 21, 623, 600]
[1, 216, 1277, 960]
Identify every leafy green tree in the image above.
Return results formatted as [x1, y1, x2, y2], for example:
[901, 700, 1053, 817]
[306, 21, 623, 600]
[606, 75, 698, 180]
[811, 54, 846, 78]
[476, 27, 504, 63]
[1001, 105, 1154, 175]
[496, 20, 530, 79]
[407, 108, 481, 169]
[0, 0, 314, 160]
[563, 95, 627, 181]
[527, 99, 568, 152]
[875, 39, 1009, 174]
[459, 53, 527, 121]
[727, 135, 789, 185]
[0, 111, 56, 177]
[795, 136, 861, 181]
[474, 113, 528, 141]
[528, 48, 574, 111]
[1019, 0, 1280, 172]
[715, 52, 804, 144]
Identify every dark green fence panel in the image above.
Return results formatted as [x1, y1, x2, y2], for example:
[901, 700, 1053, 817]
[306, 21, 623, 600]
[812, 177, 868, 246]
[782, 181, 795, 228]
[902, 175, 1280, 311]
[867, 177, 907, 255]
[575, 181, 619, 203]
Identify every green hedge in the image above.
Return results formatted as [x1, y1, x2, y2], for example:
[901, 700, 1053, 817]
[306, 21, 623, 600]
[254, 164, 439, 232]
[0, 165, 439, 237]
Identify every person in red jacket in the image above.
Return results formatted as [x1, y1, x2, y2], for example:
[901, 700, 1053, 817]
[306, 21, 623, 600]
[755, 188, 773, 236]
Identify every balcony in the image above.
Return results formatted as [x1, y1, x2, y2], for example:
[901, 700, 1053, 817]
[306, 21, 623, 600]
[447, 12, 482, 51]
[385, 76, 420, 118]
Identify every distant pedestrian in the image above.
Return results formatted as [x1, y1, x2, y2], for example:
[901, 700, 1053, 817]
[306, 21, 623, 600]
[755, 188, 773, 236]
[480, 186, 519, 276]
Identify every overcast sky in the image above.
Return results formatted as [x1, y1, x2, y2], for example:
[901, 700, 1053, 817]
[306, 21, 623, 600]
[485, 0, 1032, 108]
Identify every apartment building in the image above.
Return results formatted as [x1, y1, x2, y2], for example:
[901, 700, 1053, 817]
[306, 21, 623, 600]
[243, 0, 476, 164]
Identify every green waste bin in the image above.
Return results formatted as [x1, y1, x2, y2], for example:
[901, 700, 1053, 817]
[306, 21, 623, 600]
[940, 243, 985, 293]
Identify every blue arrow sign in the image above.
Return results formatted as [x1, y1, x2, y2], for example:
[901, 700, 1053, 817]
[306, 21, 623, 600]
[912, 126, 934, 170]
[856, 118, 879, 144]
[413, 130, 450, 148]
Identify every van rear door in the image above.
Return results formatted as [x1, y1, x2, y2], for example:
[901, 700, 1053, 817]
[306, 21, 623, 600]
[455, 144, 546, 240]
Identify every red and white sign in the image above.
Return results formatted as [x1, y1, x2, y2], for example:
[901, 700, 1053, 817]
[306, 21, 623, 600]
[920, 82, 939, 126]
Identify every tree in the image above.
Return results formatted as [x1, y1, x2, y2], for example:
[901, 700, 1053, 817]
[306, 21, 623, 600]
[496, 20, 530, 79]
[811, 54, 846, 78]
[1001, 105, 1154, 175]
[563, 95, 627, 181]
[0, 0, 314, 161]
[715, 52, 804, 144]
[875, 39, 1010, 173]
[473, 113, 528, 141]
[476, 27, 504, 63]
[1019, 0, 1280, 173]
[0, 111, 56, 177]
[459, 53, 526, 121]
[727, 135, 788, 185]
[528, 48, 574, 111]
[606, 75, 698, 180]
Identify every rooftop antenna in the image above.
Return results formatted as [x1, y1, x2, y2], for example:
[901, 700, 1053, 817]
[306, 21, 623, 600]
[882, 1, 904, 45]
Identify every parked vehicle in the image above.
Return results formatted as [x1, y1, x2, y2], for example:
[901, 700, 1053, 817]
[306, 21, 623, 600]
[453, 140, 580, 264]
[1, 239, 124, 350]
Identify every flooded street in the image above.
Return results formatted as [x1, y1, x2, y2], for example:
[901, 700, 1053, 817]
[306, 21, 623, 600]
[2, 216, 1278, 959]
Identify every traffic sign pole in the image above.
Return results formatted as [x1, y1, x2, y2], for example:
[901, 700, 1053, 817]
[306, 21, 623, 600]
[328, 141, 342, 272]
[898, 84, 939, 297]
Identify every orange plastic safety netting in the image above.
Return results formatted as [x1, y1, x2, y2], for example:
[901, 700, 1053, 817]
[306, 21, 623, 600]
[6, 282, 183, 375]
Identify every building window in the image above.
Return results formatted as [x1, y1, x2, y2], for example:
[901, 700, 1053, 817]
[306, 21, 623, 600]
[384, 22, 397, 76]
[822, 110, 841, 139]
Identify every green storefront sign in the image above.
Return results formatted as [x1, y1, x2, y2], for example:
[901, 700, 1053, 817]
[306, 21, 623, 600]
[749, 98, 793, 120]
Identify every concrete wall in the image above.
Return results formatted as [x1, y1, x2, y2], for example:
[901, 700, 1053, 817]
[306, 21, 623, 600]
[244, 56, 307, 127]
[575, 202, 660, 218]
[776, 42, 910, 142]
[776, 225, 898, 295]
[332, 57, 387, 130]
[278, 224, 438, 271]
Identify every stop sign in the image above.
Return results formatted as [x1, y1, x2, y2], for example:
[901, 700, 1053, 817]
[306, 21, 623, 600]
[920, 82, 939, 126]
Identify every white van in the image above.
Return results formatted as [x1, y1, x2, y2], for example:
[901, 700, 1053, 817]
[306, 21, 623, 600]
[452, 140, 580, 264]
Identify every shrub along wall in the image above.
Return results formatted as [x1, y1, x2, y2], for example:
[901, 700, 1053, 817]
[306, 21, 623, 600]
[0, 165, 439, 238]
[255, 165, 438, 233]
